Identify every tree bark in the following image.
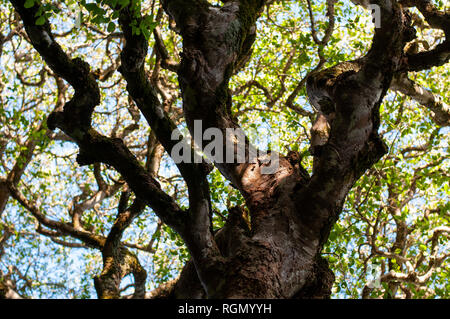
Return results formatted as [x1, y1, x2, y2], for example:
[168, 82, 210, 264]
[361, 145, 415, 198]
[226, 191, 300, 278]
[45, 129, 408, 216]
[10, 0, 448, 299]
[156, 0, 415, 298]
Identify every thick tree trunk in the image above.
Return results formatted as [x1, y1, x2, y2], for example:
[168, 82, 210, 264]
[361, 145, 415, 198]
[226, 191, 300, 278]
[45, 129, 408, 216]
[158, 0, 411, 299]
[166, 144, 382, 299]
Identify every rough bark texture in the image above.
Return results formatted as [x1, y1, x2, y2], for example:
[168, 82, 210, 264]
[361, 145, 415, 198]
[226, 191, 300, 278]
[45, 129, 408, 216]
[153, 0, 413, 298]
[8, 0, 449, 299]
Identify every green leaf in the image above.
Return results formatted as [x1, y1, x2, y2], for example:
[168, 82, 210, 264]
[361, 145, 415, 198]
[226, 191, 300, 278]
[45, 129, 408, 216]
[107, 22, 115, 33]
[118, 0, 130, 9]
[84, 3, 99, 13]
[141, 26, 150, 40]
[24, 0, 34, 9]
[35, 15, 46, 25]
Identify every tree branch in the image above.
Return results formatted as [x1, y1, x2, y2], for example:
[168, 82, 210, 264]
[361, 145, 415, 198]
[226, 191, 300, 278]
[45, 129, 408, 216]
[301, 0, 414, 246]
[390, 73, 450, 126]
[401, 0, 450, 71]
[10, 0, 187, 233]
[112, 2, 225, 297]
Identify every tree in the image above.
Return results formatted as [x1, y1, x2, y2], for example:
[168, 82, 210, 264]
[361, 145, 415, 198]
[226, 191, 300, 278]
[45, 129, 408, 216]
[0, 0, 448, 299]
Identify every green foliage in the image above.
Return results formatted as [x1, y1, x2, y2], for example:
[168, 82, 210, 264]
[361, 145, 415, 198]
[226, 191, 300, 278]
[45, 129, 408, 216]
[78, 0, 157, 39]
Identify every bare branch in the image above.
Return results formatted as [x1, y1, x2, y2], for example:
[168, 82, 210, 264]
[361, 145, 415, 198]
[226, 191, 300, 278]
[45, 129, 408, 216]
[390, 73, 450, 126]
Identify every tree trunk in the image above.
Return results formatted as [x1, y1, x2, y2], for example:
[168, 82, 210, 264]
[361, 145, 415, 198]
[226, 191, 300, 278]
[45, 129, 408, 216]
[156, 0, 413, 299]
